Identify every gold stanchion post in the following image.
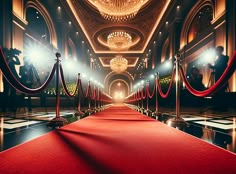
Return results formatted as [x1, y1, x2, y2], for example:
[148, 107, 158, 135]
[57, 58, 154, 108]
[152, 72, 162, 120]
[168, 53, 187, 129]
[48, 52, 67, 128]
[75, 73, 84, 117]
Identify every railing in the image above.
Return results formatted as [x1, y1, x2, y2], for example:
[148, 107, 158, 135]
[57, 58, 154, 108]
[126, 51, 236, 127]
[0, 47, 112, 127]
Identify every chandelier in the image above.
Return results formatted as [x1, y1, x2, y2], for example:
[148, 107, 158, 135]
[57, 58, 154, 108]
[110, 55, 128, 73]
[86, 0, 150, 22]
[107, 31, 132, 51]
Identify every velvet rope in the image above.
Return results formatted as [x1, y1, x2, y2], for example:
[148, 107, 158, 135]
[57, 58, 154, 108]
[142, 87, 146, 99]
[78, 79, 86, 98]
[85, 82, 92, 98]
[146, 80, 156, 99]
[0, 47, 56, 94]
[97, 89, 100, 101]
[59, 64, 79, 97]
[180, 51, 236, 97]
[134, 92, 137, 101]
[137, 89, 142, 100]
[157, 67, 176, 98]
[92, 87, 97, 101]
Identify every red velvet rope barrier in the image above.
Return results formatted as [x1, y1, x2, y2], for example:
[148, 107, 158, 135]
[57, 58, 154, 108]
[92, 87, 97, 101]
[157, 67, 176, 98]
[180, 51, 236, 97]
[78, 79, 87, 98]
[146, 80, 156, 99]
[137, 89, 142, 100]
[0, 47, 56, 94]
[142, 87, 146, 99]
[97, 88, 101, 101]
[85, 83, 91, 98]
[59, 64, 80, 97]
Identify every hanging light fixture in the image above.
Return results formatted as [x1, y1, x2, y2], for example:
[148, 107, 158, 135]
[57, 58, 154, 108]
[107, 31, 132, 51]
[86, 0, 150, 22]
[110, 55, 128, 73]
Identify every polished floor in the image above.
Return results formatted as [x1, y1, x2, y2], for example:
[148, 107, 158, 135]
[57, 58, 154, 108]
[0, 105, 236, 153]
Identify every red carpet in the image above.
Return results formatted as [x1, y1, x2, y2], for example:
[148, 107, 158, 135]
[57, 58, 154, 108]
[1, 105, 236, 174]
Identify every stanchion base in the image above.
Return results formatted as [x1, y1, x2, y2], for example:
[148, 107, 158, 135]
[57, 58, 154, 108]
[47, 117, 68, 128]
[152, 111, 162, 120]
[167, 117, 188, 129]
[145, 109, 152, 116]
[138, 107, 144, 113]
[85, 108, 94, 116]
[140, 108, 145, 114]
[74, 111, 84, 116]
[93, 108, 100, 113]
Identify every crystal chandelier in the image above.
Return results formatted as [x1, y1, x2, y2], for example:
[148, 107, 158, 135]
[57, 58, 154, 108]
[86, 0, 150, 22]
[110, 55, 128, 73]
[107, 31, 132, 51]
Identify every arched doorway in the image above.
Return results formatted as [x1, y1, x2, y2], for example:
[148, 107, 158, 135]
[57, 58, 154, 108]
[109, 79, 129, 103]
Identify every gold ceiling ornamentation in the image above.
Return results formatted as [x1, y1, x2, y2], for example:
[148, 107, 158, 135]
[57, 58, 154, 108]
[110, 55, 128, 73]
[107, 31, 132, 51]
[86, 0, 150, 22]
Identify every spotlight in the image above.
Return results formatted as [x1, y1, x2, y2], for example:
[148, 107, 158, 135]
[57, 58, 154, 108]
[164, 60, 172, 69]
[201, 48, 216, 64]
[149, 74, 155, 79]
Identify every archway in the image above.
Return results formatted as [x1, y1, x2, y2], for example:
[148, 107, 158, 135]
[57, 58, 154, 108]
[109, 79, 129, 103]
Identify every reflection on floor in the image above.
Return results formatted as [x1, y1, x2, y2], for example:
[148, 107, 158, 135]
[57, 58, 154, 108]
[0, 110, 76, 151]
[165, 111, 236, 131]
[158, 109, 236, 153]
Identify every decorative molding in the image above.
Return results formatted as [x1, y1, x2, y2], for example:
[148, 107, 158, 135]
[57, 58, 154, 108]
[24, 0, 58, 49]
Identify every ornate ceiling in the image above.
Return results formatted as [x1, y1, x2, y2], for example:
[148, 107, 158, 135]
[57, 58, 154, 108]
[66, 0, 171, 69]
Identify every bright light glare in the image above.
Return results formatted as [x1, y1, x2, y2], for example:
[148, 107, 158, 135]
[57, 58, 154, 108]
[23, 41, 54, 66]
[201, 48, 216, 64]
[114, 92, 123, 98]
[66, 60, 73, 69]
[164, 61, 172, 68]
[149, 74, 155, 79]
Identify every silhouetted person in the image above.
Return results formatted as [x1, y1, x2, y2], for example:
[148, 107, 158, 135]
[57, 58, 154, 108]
[189, 67, 205, 91]
[188, 67, 206, 109]
[208, 46, 229, 110]
[208, 46, 229, 91]
[19, 57, 33, 112]
[2, 48, 21, 112]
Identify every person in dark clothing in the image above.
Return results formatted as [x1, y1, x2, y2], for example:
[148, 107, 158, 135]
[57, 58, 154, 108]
[208, 46, 229, 110]
[2, 48, 21, 112]
[19, 57, 33, 112]
[208, 46, 229, 92]
[189, 67, 206, 91]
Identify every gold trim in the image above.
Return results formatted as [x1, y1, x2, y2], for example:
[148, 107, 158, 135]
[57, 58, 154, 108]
[67, 0, 171, 54]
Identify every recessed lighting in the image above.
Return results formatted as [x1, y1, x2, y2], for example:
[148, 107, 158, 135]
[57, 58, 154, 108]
[177, 6, 180, 9]
[159, 32, 162, 35]
[58, 6, 61, 10]
[166, 21, 168, 24]
[68, 21, 71, 25]
[154, 41, 156, 44]
[76, 32, 79, 35]
[82, 41, 84, 43]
